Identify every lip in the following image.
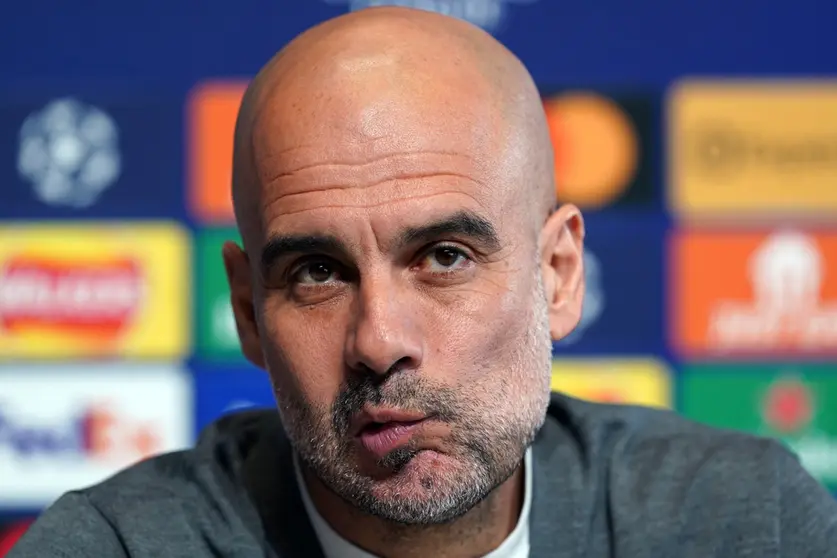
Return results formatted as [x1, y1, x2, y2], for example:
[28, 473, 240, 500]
[357, 420, 426, 459]
[351, 407, 432, 459]
[350, 407, 430, 438]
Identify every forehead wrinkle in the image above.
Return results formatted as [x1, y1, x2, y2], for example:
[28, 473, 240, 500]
[259, 150, 477, 185]
[263, 191, 503, 261]
[264, 189, 488, 220]
[265, 172, 485, 204]
[257, 150, 497, 220]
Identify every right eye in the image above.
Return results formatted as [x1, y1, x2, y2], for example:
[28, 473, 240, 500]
[291, 260, 341, 285]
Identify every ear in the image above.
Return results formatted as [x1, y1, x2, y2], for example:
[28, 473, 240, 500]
[538, 204, 586, 341]
[222, 241, 266, 369]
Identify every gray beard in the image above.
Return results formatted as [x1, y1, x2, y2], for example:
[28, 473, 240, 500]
[276, 271, 553, 525]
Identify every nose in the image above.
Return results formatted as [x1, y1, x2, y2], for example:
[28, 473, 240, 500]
[344, 273, 423, 377]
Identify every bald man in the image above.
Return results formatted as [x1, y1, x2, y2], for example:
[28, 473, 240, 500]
[10, 7, 837, 558]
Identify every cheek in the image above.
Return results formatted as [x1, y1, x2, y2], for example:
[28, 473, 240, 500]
[431, 277, 533, 382]
[261, 303, 347, 408]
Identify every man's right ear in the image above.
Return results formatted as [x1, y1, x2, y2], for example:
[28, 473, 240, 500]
[222, 241, 266, 369]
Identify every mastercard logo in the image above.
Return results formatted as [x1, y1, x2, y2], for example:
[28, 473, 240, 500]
[544, 92, 639, 208]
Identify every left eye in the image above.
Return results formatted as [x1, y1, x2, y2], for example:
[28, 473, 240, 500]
[422, 246, 469, 271]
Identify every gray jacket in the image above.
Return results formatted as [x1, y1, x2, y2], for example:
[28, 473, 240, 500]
[9, 393, 837, 557]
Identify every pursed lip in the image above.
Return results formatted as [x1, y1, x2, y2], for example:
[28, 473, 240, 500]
[350, 407, 432, 437]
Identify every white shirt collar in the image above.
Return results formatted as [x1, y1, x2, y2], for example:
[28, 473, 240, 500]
[294, 448, 532, 558]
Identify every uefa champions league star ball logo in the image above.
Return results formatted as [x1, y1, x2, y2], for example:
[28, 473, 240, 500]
[323, 0, 538, 32]
[17, 98, 121, 209]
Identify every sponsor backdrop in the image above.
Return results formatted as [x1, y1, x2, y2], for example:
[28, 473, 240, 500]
[1, 0, 836, 528]
[681, 365, 837, 492]
[0, 520, 32, 557]
[0, 365, 192, 507]
[0, 224, 191, 359]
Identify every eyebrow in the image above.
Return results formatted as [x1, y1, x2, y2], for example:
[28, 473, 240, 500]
[259, 210, 501, 277]
[398, 211, 500, 252]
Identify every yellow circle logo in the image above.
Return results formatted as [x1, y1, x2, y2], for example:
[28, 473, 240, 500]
[544, 93, 639, 208]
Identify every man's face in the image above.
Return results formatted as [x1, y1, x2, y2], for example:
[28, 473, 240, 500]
[238, 85, 555, 525]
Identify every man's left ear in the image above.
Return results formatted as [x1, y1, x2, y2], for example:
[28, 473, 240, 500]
[538, 204, 585, 341]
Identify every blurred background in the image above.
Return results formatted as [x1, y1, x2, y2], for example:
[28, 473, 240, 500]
[2, 0, 837, 549]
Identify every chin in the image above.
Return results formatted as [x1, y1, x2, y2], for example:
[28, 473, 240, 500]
[352, 450, 490, 525]
[377, 449, 452, 482]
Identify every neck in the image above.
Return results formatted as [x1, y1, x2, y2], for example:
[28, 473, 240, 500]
[302, 461, 525, 558]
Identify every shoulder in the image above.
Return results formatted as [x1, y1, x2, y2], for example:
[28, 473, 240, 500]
[549, 390, 787, 473]
[87, 410, 279, 523]
[544, 393, 837, 555]
[11, 410, 283, 557]
[82, 447, 211, 515]
[9, 452, 207, 557]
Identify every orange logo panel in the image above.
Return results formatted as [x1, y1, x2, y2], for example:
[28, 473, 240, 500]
[188, 81, 248, 224]
[671, 230, 837, 357]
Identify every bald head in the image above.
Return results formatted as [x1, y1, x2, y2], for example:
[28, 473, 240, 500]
[231, 6, 555, 249]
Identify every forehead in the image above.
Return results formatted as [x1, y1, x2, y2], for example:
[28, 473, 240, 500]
[248, 81, 520, 238]
[250, 72, 503, 175]
[255, 151, 503, 251]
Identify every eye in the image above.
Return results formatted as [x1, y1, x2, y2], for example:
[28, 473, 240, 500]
[292, 260, 340, 285]
[421, 245, 471, 272]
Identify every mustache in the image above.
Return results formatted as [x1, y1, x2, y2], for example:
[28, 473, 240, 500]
[331, 373, 461, 437]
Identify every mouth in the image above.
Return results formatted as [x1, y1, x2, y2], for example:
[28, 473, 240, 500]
[352, 408, 433, 459]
